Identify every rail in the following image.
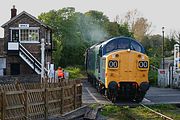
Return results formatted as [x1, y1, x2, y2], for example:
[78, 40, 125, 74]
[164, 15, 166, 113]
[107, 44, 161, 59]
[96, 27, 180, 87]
[140, 103, 174, 120]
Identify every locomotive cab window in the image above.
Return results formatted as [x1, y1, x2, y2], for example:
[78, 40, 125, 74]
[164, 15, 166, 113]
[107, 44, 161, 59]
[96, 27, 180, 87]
[105, 40, 117, 53]
[118, 39, 130, 49]
[103, 37, 145, 55]
[130, 40, 145, 53]
[130, 41, 141, 52]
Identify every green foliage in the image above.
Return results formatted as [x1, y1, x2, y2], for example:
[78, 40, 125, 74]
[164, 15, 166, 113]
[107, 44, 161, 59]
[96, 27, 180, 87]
[38, 7, 133, 67]
[142, 35, 162, 57]
[85, 10, 109, 24]
[141, 35, 163, 85]
[107, 22, 133, 38]
[148, 70, 158, 85]
[164, 37, 177, 57]
[149, 56, 161, 69]
[64, 67, 84, 79]
[148, 56, 161, 85]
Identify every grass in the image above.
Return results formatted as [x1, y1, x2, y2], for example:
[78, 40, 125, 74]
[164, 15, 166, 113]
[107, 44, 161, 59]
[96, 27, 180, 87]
[101, 105, 121, 116]
[100, 104, 180, 120]
[100, 105, 132, 120]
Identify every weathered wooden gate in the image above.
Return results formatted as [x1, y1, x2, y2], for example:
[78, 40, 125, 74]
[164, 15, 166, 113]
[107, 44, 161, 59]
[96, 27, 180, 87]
[0, 79, 82, 120]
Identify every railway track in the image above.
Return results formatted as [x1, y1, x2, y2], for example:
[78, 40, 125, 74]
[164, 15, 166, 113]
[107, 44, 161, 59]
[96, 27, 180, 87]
[99, 103, 175, 120]
[82, 80, 178, 119]
[114, 102, 175, 120]
[139, 103, 174, 120]
[51, 103, 175, 120]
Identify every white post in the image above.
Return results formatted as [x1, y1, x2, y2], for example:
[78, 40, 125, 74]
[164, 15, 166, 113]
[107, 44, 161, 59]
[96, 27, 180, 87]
[47, 62, 50, 82]
[41, 38, 45, 83]
[174, 44, 180, 71]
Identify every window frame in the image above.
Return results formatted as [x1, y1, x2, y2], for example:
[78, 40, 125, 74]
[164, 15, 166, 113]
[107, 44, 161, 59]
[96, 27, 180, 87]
[10, 27, 40, 43]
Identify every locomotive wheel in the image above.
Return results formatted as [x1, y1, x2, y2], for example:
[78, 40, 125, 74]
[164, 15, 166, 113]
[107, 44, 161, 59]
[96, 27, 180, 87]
[96, 81, 100, 92]
[107, 89, 117, 103]
[93, 79, 97, 87]
[134, 92, 145, 103]
[100, 86, 106, 95]
[88, 76, 90, 82]
[87, 75, 90, 82]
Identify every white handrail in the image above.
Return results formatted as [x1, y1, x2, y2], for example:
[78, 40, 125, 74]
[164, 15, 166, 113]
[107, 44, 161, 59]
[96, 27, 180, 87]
[19, 43, 41, 65]
[19, 43, 48, 72]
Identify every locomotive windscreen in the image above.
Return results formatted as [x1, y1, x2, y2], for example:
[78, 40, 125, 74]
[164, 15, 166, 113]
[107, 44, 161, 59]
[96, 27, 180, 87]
[102, 37, 145, 55]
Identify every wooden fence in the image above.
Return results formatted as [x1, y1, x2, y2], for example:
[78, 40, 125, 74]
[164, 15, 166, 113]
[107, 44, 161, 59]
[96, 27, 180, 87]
[0, 79, 82, 120]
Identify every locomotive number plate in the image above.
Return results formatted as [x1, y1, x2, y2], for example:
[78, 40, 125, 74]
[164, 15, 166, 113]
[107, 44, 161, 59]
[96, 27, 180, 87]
[138, 61, 148, 68]
[108, 60, 118, 68]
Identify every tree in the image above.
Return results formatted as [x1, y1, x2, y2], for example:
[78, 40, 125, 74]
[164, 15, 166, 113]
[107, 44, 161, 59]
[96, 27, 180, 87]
[164, 33, 177, 57]
[142, 35, 162, 85]
[142, 35, 162, 57]
[85, 10, 109, 25]
[84, 10, 109, 42]
[132, 17, 151, 41]
[38, 8, 133, 67]
[106, 22, 133, 38]
[123, 9, 151, 42]
[39, 7, 87, 67]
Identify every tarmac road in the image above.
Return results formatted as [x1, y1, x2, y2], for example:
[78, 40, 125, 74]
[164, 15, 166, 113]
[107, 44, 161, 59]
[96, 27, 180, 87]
[143, 87, 180, 104]
[82, 79, 180, 105]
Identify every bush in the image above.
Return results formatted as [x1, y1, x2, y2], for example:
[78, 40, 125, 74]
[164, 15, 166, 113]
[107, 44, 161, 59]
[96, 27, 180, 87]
[148, 69, 158, 85]
[64, 66, 84, 79]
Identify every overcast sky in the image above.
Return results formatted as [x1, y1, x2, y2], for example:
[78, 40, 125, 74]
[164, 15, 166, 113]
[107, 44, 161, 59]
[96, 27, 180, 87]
[1, 0, 180, 38]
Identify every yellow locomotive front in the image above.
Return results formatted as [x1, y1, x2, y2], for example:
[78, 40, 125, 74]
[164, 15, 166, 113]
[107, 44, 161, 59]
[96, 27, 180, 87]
[105, 49, 149, 102]
[86, 36, 150, 102]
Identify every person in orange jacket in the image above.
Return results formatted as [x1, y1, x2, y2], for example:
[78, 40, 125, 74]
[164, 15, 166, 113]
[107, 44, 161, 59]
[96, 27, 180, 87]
[57, 67, 64, 80]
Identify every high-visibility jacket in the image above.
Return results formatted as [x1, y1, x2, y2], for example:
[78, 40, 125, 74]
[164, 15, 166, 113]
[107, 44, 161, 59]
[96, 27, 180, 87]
[57, 69, 64, 78]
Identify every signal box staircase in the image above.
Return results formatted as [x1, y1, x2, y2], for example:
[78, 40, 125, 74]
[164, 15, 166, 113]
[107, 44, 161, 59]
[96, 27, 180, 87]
[8, 42, 47, 74]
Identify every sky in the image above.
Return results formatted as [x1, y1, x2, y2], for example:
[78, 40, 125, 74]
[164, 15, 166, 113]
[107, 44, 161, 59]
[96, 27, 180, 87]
[1, 0, 180, 38]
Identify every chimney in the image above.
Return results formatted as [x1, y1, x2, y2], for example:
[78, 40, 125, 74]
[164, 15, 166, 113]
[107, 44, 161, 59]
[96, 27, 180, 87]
[11, 5, 17, 19]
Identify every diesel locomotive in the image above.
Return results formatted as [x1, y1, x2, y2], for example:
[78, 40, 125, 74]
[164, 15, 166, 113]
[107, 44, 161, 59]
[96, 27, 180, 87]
[85, 36, 149, 102]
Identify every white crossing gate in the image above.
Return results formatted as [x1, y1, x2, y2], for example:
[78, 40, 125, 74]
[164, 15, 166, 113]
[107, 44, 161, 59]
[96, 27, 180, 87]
[158, 69, 169, 87]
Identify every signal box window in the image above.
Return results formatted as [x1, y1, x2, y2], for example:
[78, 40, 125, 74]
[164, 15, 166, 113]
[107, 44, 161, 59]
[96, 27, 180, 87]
[11, 28, 39, 43]
[12, 30, 19, 42]
[20, 29, 39, 42]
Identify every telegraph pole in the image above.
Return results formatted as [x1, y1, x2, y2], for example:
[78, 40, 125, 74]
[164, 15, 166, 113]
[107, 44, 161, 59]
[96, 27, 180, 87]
[162, 27, 165, 69]
[41, 38, 45, 83]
